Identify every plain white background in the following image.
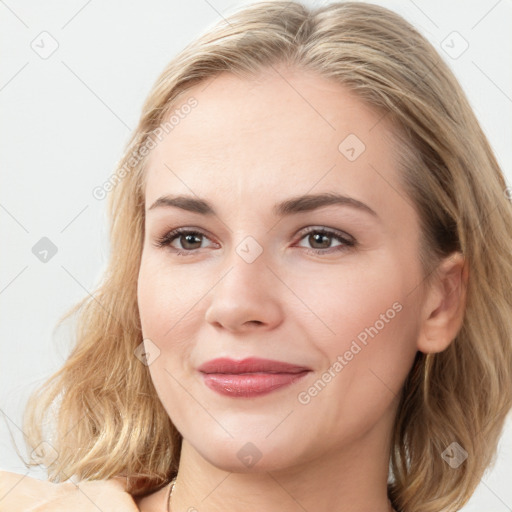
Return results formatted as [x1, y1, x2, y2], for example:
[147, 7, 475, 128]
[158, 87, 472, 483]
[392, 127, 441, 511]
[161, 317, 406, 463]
[1, 0, 511, 510]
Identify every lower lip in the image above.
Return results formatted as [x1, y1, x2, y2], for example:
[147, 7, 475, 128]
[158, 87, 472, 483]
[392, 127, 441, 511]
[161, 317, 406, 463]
[201, 371, 310, 398]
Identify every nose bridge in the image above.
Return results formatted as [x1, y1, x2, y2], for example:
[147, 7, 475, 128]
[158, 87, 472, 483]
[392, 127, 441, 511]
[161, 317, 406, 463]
[221, 233, 272, 300]
[205, 232, 284, 330]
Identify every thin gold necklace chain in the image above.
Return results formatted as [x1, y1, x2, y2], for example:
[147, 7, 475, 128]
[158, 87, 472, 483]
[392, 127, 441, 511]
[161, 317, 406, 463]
[166, 477, 396, 512]
[166, 477, 177, 512]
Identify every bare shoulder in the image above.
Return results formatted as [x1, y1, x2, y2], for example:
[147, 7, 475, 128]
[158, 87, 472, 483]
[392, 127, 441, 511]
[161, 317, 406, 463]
[0, 470, 140, 511]
[0, 470, 67, 504]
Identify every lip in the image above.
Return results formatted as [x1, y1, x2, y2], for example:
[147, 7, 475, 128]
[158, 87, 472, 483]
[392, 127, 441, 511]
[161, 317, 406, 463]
[198, 357, 311, 398]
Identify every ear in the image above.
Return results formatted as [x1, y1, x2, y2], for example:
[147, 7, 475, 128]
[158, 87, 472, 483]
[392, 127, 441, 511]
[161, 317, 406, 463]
[416, 252, 469, 354]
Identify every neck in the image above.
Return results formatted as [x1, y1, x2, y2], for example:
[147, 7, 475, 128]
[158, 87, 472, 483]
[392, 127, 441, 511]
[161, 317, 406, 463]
[170, 408, 396, 512]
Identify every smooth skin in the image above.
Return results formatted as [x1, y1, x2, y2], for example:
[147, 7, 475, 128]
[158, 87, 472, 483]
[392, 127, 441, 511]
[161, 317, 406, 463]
[0, 472, 139, 511]
[0, 65, 467, 511]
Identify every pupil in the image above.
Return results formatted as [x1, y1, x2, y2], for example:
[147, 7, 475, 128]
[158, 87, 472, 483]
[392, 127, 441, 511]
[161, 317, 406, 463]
[311, 233, 330, 248]
[183, 234, 201, 249]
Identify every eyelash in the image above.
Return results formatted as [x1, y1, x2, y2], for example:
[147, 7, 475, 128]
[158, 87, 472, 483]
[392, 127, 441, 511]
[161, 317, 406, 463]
[153, 227, 356, 257]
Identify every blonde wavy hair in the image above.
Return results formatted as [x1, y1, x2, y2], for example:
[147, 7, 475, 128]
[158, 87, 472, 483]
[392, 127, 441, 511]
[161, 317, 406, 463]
[22, 2, 512, 511]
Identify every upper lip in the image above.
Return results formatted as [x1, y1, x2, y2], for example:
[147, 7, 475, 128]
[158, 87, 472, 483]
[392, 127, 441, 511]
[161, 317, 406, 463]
[198, 357, 311, 374]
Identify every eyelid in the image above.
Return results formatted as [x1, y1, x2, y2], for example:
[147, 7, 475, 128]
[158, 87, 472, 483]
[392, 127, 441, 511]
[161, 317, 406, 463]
[295, 225, 355, 243]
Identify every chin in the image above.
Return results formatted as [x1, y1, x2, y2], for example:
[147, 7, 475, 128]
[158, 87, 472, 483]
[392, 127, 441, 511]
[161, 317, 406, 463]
[192, 435, 311, 473]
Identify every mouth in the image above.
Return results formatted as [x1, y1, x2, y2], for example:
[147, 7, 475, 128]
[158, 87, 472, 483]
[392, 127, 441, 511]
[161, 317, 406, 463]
[197, 357, 312, 398]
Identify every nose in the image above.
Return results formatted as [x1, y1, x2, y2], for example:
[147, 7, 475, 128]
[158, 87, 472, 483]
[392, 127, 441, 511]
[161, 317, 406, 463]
[204, 248, 285, 333]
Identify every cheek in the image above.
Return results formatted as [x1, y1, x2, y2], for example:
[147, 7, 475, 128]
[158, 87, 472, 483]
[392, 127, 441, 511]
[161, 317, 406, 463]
[137, 255, 193, 340]
[137, 253, 209, 391]
[292, 286, 419, 444]
[322, 276, 418, 396]
[290, 253, 417, 349]
[291, 254, 420, 398]
[137, 256, 202, 420]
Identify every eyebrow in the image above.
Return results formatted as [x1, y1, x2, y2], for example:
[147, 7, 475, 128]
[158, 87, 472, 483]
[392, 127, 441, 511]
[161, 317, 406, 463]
[148, 192, 379, 218]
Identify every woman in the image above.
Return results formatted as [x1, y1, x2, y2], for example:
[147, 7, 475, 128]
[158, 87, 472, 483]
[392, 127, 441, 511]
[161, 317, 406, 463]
[1, 1, 511, 511]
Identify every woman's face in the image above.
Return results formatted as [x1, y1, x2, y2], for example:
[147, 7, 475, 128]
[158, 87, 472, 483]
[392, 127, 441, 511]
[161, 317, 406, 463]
[137, 65, 426, 472]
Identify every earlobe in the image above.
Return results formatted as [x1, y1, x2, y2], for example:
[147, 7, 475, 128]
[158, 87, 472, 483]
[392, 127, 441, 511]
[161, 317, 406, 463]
[416, 252, 469, 354]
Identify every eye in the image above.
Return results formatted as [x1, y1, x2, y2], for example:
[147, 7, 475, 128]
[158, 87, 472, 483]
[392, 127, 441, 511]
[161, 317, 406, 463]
[153, 228, 215, 256]
[295, 227, 356, 255]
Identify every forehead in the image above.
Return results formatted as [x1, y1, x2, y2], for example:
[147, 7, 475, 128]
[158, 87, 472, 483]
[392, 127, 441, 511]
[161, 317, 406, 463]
[143, 66, 404, 218]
